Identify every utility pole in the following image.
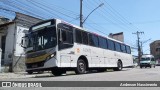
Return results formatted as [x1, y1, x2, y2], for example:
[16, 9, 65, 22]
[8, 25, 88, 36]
[132, 31, 144, 65]
[79, 0, 104, 27]
[80, 0, 83, 27]
[140, 41, 143, 55]
[140, 38, 151, 55]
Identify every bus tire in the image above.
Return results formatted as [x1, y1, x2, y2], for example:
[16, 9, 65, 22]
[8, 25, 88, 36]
[75, 59, 87, 74]
[114, 61, 123, 71]
[27, 71, 33, 74]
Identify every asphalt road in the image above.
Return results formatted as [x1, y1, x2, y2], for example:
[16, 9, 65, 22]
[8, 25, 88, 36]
[1, 66, 160, 90]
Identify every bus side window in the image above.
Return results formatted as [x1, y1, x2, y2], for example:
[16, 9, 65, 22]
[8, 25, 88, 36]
[121, 44, 126, 53]
[62, 30, 67, 41]
[115, 42, 121, 52]
[108, 39, 115, 50]
[98, 36, 107, 49]
[82, 31, 88, 45]
[126, 46, 131, 54]
[61, 29, 73, 44]
[89, 34, 99, 47]
[75, 29, 82, 43]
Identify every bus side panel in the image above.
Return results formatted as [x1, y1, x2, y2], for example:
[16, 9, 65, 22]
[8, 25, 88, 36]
[44, 57, 58, 68]
[104, 50, 117, 67]
[119, 53, 133, 67]
[74, 44, 91, 68]
[88, 46, 104, 67]
[59, 47, 75, 67]
[126, 54, 134, 67]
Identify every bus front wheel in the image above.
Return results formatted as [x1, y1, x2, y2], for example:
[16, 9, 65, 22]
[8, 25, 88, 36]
[27, 71, 33, 74]
[75, 59, 87, 74]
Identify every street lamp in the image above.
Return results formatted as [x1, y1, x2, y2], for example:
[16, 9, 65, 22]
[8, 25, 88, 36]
[82, 3, 104, 25]
[140, 38, 151, 54]
[80, 2, 104, 27]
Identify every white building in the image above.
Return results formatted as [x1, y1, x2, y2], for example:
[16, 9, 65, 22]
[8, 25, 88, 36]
[0, 12, 42, 72]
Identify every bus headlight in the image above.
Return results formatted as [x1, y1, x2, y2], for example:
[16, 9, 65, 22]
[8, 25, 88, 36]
[46, 52, 56, 61]
[50, 54, 55, 58]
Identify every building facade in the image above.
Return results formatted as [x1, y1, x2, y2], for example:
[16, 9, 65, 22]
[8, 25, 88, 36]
[108, 32, 124, 42]
[150, 40, 160, 60]
[0, 12, 42, 72]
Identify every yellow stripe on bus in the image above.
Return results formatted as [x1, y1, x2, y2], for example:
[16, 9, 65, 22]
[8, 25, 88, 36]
[25, 54, 50, 64]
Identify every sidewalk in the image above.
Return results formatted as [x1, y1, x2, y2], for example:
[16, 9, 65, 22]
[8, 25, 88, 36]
[0, 71, 77, 80]
[0, 72, 33, 79]
[0, 66, 51, 79]
[0, 72, 53, 80]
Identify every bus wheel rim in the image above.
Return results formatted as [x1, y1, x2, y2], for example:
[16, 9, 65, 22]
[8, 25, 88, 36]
[118, 62, 122, 70]
[79, 62, 85, 72]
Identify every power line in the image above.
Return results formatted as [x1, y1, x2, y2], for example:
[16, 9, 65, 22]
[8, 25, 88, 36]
[101, 0, 140, 31]
[87, 0, 137, 49]
[83, 0, 136, 43]
[0, 7, 15, 13]
[81, 2, 112, 35]
[25, 0, 62, 19]
[87, 0, 139, 32]
[0, 0, 46, 19]
[86, 23, 108, 36]
[14, 0, 53, 19]
[86, 1, 137, 44]
[78, 0, 110, 35]
[129, 20, 160, 24]
[0, 7, 16, 18]
[39, 0, 79, 16]
[28, 0, 77, 20]
[85, 0, 135, 32]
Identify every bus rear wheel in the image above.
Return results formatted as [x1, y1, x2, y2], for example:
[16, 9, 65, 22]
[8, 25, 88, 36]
[114, 61, 123, 71]
[75, 59, 87, 74]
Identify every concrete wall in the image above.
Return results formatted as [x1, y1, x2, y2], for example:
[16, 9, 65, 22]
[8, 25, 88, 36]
[14, 26, 28, 56]
[12, 25, 28, 72]
[12, 56, 26, 72]
[1, 12, 42, 72]
[4, 24, 15, 65]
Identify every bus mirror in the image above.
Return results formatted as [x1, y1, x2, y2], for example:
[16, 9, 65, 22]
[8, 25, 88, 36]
[59, 29, 62, 42]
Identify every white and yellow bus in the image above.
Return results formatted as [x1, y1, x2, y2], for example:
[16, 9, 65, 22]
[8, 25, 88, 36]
[23, 19, 133, 76]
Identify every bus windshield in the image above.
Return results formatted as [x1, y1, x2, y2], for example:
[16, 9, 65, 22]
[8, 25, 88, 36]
[28, 25, 57, 51]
